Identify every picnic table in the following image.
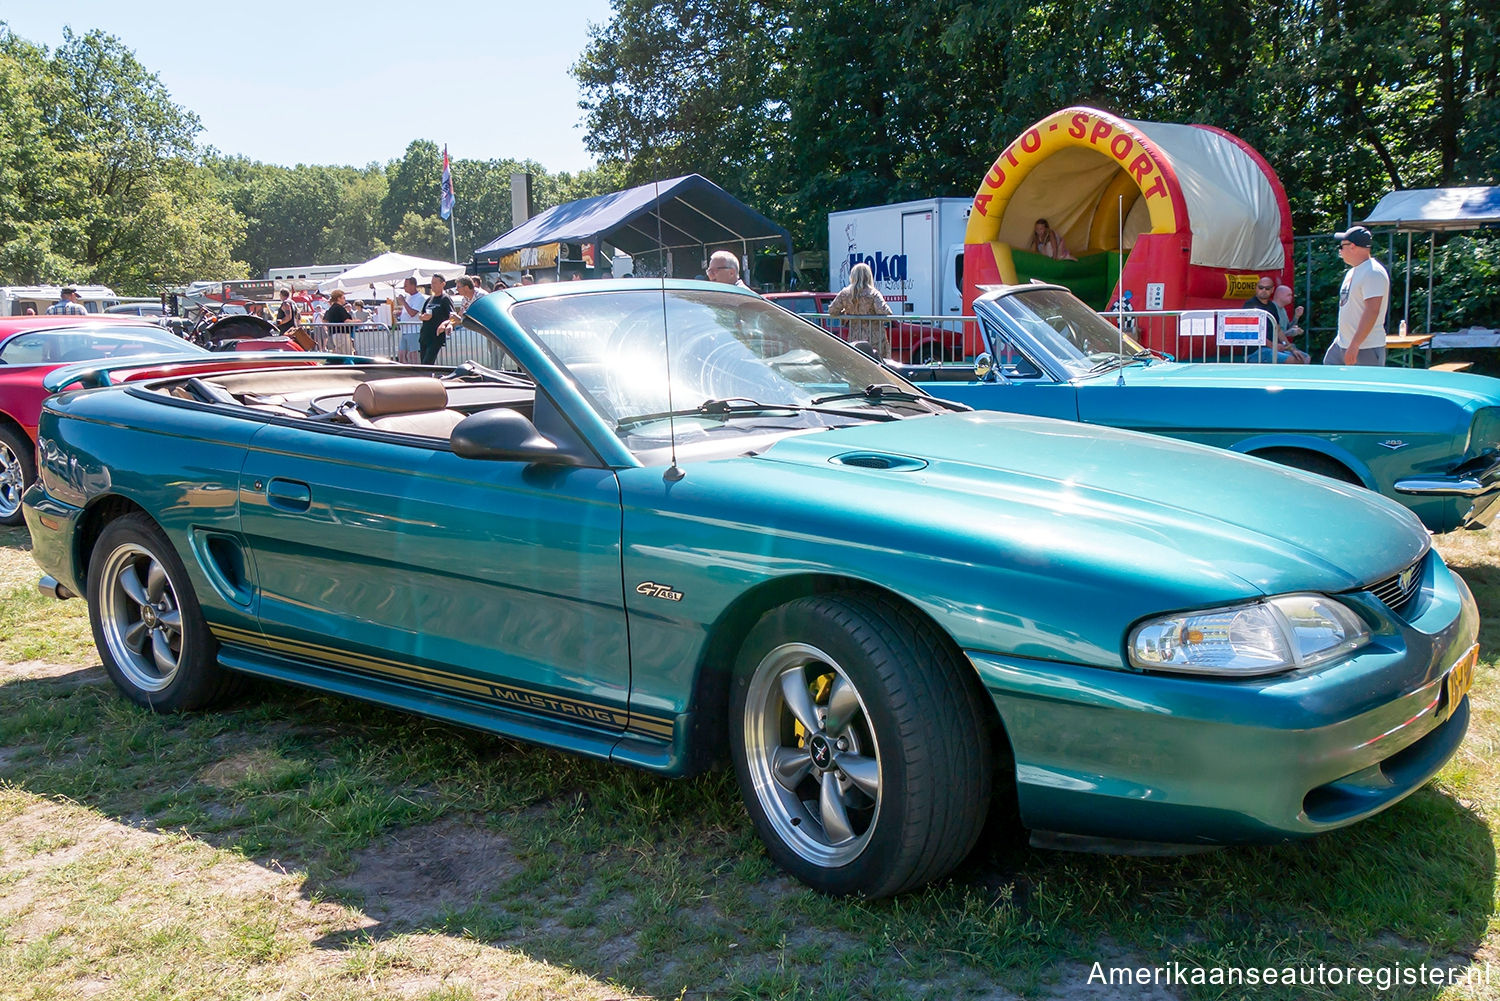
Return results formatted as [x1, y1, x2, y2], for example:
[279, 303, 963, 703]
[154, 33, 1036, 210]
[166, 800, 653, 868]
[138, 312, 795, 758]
[1385, 333, 1434, 367]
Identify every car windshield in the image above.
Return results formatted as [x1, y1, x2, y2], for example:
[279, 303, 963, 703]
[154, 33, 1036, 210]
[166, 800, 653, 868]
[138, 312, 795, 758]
[0, 325, 204, 366]
[510, 288, 935, 433]
[986, 288, 1146, 378]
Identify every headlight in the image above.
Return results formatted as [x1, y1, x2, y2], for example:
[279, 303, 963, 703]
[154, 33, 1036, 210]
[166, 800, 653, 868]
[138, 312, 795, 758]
[1129, 594, 1369, 677]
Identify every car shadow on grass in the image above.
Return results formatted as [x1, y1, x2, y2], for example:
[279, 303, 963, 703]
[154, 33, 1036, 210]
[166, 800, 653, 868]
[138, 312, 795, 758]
[1, 665, 1495, 1000]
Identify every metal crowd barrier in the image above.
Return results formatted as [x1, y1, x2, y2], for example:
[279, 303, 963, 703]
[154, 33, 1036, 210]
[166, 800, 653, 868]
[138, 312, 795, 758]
[801, 309, 1302, 366]
[802, 314, 983, 363]
[1098, 309, 1308, 364]
[306, 322, 512, 369]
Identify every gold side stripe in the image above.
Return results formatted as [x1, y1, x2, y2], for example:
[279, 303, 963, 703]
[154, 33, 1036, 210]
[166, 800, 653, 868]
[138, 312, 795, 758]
[209, 623, 677, 737]
[211, 622, 659, 721]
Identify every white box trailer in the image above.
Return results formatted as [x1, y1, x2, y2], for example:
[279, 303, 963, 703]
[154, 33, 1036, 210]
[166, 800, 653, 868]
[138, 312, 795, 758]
[0, 285, 121, 316]
[828, 198, 969, 317]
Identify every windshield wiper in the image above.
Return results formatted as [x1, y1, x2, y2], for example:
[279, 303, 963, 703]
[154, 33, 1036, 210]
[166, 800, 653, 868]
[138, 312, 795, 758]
[811, 383, 928, 405]
[1085, 355, 1133, 375]
[616, 398, 803, 430]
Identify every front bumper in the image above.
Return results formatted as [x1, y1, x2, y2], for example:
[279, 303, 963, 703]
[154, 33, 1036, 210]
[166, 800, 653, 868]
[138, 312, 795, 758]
[968, 559, 1479, 847]
[1395, 450, 1500, 529]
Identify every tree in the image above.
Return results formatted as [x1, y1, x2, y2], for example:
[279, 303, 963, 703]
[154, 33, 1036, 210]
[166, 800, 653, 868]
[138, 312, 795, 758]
[381, 140, 443, 238]
[572, 0, 794, 224]
[319, 167, 390, 265]
[390, 211, 453, 261]
[0, 27, 247, 290]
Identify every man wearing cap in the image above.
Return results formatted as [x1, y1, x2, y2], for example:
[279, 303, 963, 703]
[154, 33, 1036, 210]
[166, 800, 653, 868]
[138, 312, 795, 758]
[46, 287, 87, 315]
[1326, 226, 1389, 366]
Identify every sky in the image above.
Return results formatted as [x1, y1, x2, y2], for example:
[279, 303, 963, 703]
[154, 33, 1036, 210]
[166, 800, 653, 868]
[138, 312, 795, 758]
[1, 0, 614, 174]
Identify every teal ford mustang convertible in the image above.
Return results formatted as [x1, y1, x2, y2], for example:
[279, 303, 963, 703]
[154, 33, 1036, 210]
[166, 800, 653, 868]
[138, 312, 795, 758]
[902, 285, 1500, 534]
[24, 280, 1480, 897]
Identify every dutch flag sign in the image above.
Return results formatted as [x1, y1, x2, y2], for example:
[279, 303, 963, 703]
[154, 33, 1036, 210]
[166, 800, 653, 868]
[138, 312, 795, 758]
[1217, 311, 1268, 346]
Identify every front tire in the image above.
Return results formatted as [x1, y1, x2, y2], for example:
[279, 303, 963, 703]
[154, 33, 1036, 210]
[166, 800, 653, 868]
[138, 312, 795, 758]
[1255, 447, 1361, 485]
[729, 592, 993, 897]
[0, 424, 35, 527]
[88, 513, 236, 712]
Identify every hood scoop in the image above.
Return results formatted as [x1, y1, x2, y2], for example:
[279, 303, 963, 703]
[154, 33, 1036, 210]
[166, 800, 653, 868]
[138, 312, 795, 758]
[830, 451, 929, 472]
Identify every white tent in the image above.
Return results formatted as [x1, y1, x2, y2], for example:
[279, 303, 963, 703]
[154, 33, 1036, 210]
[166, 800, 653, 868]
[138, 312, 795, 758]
[320, 280, 402, 303]
[316, 253, 467, 293]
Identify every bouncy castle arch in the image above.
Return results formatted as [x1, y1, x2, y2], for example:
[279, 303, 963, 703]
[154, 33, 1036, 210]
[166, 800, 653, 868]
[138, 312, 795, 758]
[963, 107, 1293, 330]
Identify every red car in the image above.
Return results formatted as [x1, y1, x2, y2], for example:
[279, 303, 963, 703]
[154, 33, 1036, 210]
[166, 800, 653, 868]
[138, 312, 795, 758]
[0, 315, 331, 525]
[0, 316, 211, 525]
[763, 292, 978, 363]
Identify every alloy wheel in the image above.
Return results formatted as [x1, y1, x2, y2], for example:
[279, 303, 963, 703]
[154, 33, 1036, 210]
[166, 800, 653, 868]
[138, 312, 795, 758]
[97, 543, 186, 693]
[741, 642, 883, 867]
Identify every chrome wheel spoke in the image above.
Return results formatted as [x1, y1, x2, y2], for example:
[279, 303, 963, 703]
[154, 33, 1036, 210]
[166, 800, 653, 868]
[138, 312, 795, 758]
[150, 628, 177, 675]
[838, 753, 880, 799]
[818, 771, 855, 844]
[118, 564, 150, 608]
[124, 620, 150, 653]
[157, 608, 182, 633]
[778, 666, 822, 734]
[145, 561, 168, 603]
[824, 675, 860, 736]
[770, 746, 812, 792]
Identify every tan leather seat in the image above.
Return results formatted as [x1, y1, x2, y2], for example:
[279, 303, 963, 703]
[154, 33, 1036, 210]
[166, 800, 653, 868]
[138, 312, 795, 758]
[351, 378, 467, 437]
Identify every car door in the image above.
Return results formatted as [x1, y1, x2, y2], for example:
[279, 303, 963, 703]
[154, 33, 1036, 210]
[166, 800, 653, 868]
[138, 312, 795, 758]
[924, 310, 1080, 420]
[236, 422, 631, 733]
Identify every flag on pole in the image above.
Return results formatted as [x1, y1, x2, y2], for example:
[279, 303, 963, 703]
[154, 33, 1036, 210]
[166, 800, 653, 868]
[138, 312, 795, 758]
[439, 145, 455, 220]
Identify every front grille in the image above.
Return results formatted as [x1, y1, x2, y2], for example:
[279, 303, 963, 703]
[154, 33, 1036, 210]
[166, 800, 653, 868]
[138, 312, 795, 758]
[1366, 551, 1427, 615]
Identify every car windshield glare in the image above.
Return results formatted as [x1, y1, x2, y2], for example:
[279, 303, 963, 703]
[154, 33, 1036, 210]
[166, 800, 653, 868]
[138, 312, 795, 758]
[989, 289, 1145, 377]
[509, 289, 910, 428]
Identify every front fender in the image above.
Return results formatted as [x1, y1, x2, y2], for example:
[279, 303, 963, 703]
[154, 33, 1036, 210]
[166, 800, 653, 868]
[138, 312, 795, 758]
[1228, 434, 1376, 489]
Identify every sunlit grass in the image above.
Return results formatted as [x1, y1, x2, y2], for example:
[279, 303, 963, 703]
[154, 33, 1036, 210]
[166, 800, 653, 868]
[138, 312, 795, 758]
[0, 524, 1498, 998]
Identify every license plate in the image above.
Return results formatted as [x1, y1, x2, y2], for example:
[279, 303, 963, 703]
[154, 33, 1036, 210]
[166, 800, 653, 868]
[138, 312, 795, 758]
[1438, 644, 1479, 722]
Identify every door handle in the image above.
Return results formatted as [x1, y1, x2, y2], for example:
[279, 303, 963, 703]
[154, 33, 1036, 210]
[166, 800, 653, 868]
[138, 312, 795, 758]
[265, 478, 312, 512]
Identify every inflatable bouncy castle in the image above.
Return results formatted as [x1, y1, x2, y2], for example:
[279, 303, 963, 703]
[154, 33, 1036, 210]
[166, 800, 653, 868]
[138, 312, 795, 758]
[963, 106, 1292, 354]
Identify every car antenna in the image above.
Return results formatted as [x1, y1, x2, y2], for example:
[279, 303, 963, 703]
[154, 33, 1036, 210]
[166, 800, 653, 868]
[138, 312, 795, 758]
[1115, 192, 1128, 388]
[657, 177, 685, 482]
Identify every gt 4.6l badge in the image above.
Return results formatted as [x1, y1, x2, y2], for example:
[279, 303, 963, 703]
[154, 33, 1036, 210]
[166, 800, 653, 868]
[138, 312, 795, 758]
[636, 581, 684, 601]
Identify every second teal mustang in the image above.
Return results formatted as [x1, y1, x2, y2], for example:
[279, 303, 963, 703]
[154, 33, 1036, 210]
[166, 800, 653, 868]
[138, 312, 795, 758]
[903, 284, 1500, 533]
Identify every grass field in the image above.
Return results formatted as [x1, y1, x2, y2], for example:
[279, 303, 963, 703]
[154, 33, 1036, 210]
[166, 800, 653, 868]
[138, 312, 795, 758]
[2, 522, 1499, 1000]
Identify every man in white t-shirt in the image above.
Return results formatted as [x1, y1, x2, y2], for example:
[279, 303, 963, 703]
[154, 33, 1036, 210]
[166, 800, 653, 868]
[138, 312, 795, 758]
[1324, 226, 1389, 366]
[397, 276, 426, 364]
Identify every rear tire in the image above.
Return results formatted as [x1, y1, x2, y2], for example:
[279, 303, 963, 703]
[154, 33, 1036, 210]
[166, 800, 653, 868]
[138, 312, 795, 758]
[88, 513, 237, 712]
[729, 592, 993, 897]
[0, 424, 34, 527]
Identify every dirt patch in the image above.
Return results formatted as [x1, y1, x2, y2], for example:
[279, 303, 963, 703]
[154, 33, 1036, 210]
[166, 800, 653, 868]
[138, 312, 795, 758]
[198, 748, 296, 790]
[339, 817, 522, 928]
[1, 660, 103, 686]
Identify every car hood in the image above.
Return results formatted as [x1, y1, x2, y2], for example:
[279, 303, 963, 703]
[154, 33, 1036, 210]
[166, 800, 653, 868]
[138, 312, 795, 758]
[1078, 362, 1500, 432]
[752, 409, 1426, 596]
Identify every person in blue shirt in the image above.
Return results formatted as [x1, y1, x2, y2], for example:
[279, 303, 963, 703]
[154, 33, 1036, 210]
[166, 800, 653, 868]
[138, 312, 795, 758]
[45, 287, 87, 315]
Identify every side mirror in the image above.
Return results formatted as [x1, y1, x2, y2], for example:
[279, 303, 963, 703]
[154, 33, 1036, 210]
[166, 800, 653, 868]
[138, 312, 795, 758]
[974, 353, 994, 381]
[450, 409, 587, 465]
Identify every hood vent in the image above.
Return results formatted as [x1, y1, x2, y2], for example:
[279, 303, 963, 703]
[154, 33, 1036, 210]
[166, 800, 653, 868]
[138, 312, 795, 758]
[830, 452, 929, 472]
